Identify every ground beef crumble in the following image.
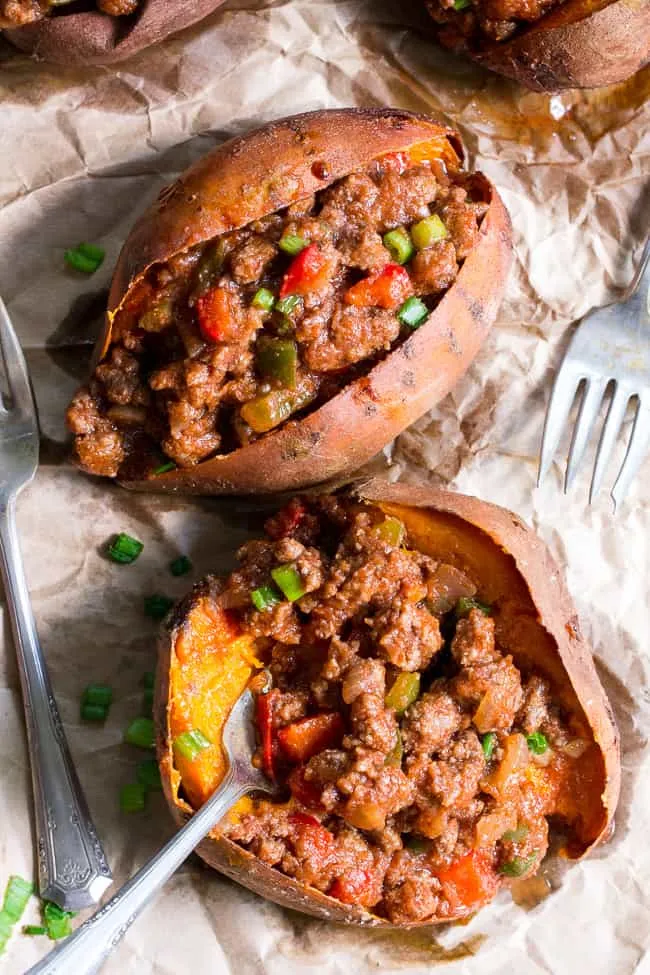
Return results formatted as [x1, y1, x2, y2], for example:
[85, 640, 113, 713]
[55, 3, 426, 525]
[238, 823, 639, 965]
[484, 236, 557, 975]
[187, 497, 596, 923]
[66, 151, 489, 478]
[426, 0, 566, 46]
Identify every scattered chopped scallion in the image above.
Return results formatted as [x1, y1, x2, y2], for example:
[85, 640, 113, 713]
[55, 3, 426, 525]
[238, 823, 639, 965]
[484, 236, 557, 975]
[80, 703, 108, 723]
[502, 823, 529, 843]
[498, 852, 538, 877]
[124, 717, 155, 750]
[251, 584, 282, 612]
[383, 228, 414, 265]
[173, 729, 212, 762]
[456, 596, 492, 618]
[143, 671, 155, 690]
[82, 685, 112, 709]
[252, 287, 276, 311]
[278, 233, 308, 256]
[526, 731, 548, 755]
[142, 687, 154, 719]
[397, 296, 428, 329]
[144, 594, 175, 620]
[481, 731, 497, 760]
[120, 783, 147, 814]
[23, 925, 47, 936]
[275, 294, 303, 317]
[137, 759, 162, 792]
[2, 876, 33, 923]
[107, 532, 143, 564]
[453, 0, 472, 10]
[64, 242, 105, 274]
[153, 461, 176, 475]
[270, 563, 306, 602]
[411, 214, 449, 250]
[169, 555, 192, 577]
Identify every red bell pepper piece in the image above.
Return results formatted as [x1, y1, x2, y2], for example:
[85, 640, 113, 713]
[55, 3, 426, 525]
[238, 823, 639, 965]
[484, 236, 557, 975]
[278, 712, 344, 763]
[289, 812, 336, 864]
[279, 243, 330, 298]
[265, 498, 307, 540]
[437, 850, 499, 912]
[256, 690, 279, 782]
[329, 868, 377, 907]
[344, 263, 412, 310]
[195, 286, 231, 343]
[288, 765, 324, 810]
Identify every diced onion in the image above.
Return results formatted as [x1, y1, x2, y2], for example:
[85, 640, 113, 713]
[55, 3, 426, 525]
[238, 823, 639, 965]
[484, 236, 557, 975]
[485, 733, 529, 797]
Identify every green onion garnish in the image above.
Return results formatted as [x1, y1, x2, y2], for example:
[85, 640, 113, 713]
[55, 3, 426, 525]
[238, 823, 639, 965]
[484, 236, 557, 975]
[456, 596, 492, 618]
[251, 584, 282, 612]
[137, 759, 163, 792]
[169, 555, 192, 577]
[397, 296, 428, 329]
[252, 287, 276, 311]
[153, 461, 176, 475]
[411, 214, 449, 250]
[383, 228, 414, 265]
[481, 731, 497, 760]
[142, 687, 154, 719]
[275, 294, 303, 317]
[125, 717, 155, 750]
[64, 242, 105, 274]
[80, 703, 108, 723]
[502, 823, 529, 843]
[0, 911, 14, 953]
[526, 731, 548, 755]
[270, 563, 306, 602]
[143, 671, 155, 690]
[144, 594, 174, 620]
[23, 925, 47, 936]
[453, 0, 472, 9]
[498, 852, 538, 877]
[2, 876, 33, 923]
[107, 532, 143, 564]
[173, 729, 212, 762]
[82, 684, 112, 709]
[43, 901, 75, 941]
[279, 233, 308, 256]
[120, 783, 147, 814]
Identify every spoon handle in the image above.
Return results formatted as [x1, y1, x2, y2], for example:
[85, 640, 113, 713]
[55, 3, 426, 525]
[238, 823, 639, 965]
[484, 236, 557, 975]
[27, 769, 248, 975]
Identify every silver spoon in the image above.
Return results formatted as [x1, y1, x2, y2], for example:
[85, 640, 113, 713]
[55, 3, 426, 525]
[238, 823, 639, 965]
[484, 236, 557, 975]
[27, 689, 273, 975]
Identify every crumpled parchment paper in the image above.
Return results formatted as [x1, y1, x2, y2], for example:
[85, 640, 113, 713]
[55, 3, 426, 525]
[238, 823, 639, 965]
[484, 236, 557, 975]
[0, 2, 649, 972]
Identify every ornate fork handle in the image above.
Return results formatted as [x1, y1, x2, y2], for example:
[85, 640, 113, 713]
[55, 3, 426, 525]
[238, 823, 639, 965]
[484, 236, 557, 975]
[0, 497, 112, 910]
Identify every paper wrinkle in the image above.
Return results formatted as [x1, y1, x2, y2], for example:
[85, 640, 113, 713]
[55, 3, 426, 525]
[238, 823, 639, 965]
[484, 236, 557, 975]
[1, 1, 649, 972]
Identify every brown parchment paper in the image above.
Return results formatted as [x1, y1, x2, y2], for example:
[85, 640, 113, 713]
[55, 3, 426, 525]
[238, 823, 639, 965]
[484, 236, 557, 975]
[1, 2, 649, 972]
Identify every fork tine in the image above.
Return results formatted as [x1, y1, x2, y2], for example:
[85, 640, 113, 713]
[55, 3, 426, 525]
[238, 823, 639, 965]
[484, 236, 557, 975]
[564, 377, 608, 492]
[538, 363, 583, 486]
[589, 384, 631, 503]
[0, 297, 36, 415]
[611, 396, 650, 511]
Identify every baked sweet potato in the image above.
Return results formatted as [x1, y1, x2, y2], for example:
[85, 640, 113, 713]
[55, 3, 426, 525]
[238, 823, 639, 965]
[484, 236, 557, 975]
[66, 109, 512, 495]
[155, 482, 620, 926]
[425, 0, 650, 91]
[3, 0, 226, 65]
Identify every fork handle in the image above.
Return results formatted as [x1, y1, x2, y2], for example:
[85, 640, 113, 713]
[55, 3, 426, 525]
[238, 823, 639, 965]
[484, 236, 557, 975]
[0, 497, 112, 911]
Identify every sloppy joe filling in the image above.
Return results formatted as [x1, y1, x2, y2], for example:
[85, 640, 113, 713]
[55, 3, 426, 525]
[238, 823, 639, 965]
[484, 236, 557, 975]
[426, 0, 565, 44]
[173, 497, 601, 923]
[1, 0, 139, 27]
[66, 149, 488, 479]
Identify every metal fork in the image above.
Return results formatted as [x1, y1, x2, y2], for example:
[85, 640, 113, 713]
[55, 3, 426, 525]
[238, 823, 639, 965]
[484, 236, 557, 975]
[0, 298, 112, 910]
[538, 238, 650, 510]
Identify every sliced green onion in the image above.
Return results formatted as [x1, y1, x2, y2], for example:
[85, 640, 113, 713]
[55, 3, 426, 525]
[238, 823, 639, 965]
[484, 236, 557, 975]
[374, 516, 405, 547]
[169, 555, 192, 577]
[453, 0, 472, 9]
[107, 532, 143, 564]
[252, 287, 276, 311]
[2, 876, 33, 922]
[251, 584, 282, 612]
[43, 901, 75, 941]
[526, 731, 548, 755]
[153, 461, 176, 475]
[143, 671, 155, 690]
[82, 684, 112, 709]
[142, 687, 154, 719]
[144, 594, 174, 620]
[279, 233, 308, 256]
[383, 228, 414, 265]
[502, 823, 529, 843]
[0, 911, 14, 952]
[397, 296, 428, 329]
[271, 563, 306, 602]
[23, 925, 47, 936]
[498, 852, 538, 877]
[385, 673, 421, 715]
[64, 242, 105, 274]
[385, 731, 403, 767]
[481, 731, 497, 760]
[137, 759, 162, 792]
[120, 783, 147, 814]
[125, 717, 155, 750]
[411, 214, 449, 250]
[275, 294, 303, 318]
[173, 729, 212, 762]
[80, 703, 108, 723]
[456, 596, 492, 618]
[404, 836, 431, 853]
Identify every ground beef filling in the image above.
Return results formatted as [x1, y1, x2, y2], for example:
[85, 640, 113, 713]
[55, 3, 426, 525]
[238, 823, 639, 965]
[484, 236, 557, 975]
[1, 0, 138, 25]
[207, 498, 594, 923]
[66, 153, 488, 478]
[426, 0, 565, 44]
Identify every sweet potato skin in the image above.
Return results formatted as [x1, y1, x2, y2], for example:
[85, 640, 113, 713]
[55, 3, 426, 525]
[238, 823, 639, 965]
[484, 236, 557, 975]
[155, 483, 620, 926]
[430, 0, 650, 91]
[91, 109, 511, 496]
[4, 0, 226, 65]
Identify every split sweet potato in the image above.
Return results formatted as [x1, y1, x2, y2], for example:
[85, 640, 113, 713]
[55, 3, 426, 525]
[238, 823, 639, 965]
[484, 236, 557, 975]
[155, 482, 620, 926]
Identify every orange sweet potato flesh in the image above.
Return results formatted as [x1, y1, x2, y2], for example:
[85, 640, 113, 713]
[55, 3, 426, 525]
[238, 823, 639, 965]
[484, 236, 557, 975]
[155, 482, 620, 927]
[82, 109, 511, 496]
[430, 0, 650, 91]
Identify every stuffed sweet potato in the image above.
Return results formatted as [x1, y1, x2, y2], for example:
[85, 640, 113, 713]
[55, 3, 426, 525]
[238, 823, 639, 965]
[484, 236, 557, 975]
[3, 0, 227, 65]
[66, 109, 512, 495]
[155, 482, 620, 926]
[425, 0, 650, 91]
